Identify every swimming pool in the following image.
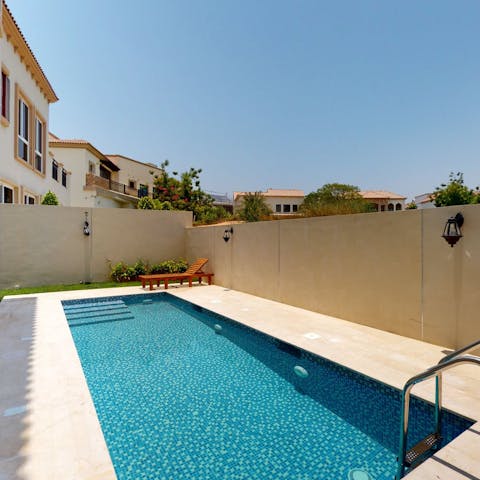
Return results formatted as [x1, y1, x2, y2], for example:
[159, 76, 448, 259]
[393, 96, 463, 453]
[62, 293, 473, 480]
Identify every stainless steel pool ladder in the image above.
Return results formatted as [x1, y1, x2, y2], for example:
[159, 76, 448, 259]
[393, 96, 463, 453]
[396, 338, 480, 479]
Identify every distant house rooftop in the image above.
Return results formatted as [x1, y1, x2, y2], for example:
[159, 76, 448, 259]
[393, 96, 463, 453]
[207, 192, 233, 213]
[49, 133, 116, 166]
[360, 190, 407, 212]
[233, 188, 304, 215]
[105, 154, 162, 172]
[360, 190, 407, 200]
[210, 193, 231, 204]
[234, 189, 304, 201]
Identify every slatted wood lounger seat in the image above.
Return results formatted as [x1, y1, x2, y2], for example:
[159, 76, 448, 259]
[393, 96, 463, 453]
[138, 258, 214, 291]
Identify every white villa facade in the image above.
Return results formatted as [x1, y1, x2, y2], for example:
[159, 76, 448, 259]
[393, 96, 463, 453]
[0, 1, 68, 205]
[49, 136, 163, 208]
[233, 189, 305, 215]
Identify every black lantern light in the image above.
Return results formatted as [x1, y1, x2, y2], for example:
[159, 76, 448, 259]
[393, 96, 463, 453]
[223, 227, 233, 242]
[442, 213, 463, 247]
[83, 211, 90, 236]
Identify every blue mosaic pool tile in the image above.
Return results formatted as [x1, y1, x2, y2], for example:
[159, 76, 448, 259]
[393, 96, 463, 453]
[65, 294, 474, 480]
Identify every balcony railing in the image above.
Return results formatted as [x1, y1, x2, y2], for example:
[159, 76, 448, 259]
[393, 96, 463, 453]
[85, 173, 142, 198]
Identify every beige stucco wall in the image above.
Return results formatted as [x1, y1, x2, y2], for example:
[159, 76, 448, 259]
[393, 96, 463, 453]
[0, 205, 192, 288]
[186, 205, 480, 349]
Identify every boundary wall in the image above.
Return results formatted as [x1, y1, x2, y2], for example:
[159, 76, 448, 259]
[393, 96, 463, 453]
[186, 205, 480, 349]
[0, 206, 191, 288]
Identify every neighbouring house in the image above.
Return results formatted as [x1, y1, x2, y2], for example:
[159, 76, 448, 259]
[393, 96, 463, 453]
[105, 155, 161, 202]
[49, 135, 163, 208]
[233, 189, 304, 215]
[208, 192, 233, 213]
[414, 193, 435, 209]
[0, 1, 68, 205]
[360, 190, 407, 212]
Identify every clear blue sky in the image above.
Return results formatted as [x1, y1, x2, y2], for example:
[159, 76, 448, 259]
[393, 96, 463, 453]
[8, 0, 480, 200]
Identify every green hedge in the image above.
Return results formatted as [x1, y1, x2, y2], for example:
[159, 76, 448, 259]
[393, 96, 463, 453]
[109, 258, 188, 282]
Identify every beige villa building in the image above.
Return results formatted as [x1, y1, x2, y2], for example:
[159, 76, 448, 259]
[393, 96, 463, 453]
[360, 190, 407, 212]
[233, 188, 304, 215]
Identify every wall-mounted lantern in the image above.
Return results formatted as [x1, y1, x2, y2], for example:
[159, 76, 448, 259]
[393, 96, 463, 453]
[223, 227, 233, 242]
[83, 211, 90, 236]
[442, 212, 463, 247]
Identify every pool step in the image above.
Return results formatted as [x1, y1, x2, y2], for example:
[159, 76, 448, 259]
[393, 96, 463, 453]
[63, 300, 125, 312]
[404, 432, 440, 468]
[66, 307, 131, 320]
[63, 300, 134, 326]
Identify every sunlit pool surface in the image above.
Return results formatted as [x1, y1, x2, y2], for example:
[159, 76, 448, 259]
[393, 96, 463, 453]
[63, 294, 473, 480]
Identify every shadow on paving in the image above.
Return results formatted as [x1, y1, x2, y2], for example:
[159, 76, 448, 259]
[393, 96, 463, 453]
[0, 296, 38, 480]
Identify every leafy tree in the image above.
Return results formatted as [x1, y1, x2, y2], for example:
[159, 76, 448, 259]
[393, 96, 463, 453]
[238, 192, 272, 222]
[137, 196, 156, 209]
[300, 183, 372, 217]
[406, 201, 418, 210]
[151, 160, 215, 219]
[433, 172, 476, 207]
[41, 190, 59, 205]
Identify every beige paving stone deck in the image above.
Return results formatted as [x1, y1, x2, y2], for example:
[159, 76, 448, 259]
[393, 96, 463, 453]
[1, 284, 479, 480]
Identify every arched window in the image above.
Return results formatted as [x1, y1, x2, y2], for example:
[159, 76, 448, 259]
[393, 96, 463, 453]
[395, 203, 402, 211]
[388, 203, 394, 211]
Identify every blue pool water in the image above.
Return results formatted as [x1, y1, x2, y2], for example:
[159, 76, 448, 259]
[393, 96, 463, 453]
[63, 294, 473, 480]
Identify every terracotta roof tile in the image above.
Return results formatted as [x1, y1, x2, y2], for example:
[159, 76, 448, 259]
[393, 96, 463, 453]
[105, 154, 162, 171]
[3, 2, 58, 102]
[360, 190, 406, 200]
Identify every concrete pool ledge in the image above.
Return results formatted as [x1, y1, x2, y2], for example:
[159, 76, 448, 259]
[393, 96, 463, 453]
[0, 285, 479, 480]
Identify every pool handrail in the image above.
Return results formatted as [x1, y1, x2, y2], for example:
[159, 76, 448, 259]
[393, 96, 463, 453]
[396, 349, 480, 479]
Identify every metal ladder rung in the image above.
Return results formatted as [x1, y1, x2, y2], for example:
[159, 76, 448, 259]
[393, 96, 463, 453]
[396, 338, 480, 479]
[405, 432, 440, 467]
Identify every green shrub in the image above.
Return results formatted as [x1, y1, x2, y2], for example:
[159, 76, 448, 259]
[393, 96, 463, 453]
[133, 259, 149, 276]
[238, 192, 272, 222]
[109, 258, 188, 281]
[149, 259, 188, 274]
[41, 190, 59, 205]
[110, 262, 137, 282]
[195, 205, 232, 225]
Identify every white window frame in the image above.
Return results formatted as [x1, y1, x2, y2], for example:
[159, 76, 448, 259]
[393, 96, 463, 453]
[34, 117, 44, 172]
[52, 159, 59, 181]
[1, 184, 14, 204]
[24, 194, 35, 205]
[1, 69, 10, 122]
[18, 98, 29, 162]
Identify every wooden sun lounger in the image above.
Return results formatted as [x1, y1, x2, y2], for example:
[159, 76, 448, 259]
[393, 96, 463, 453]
[138, 258, 214, 291]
